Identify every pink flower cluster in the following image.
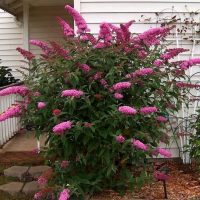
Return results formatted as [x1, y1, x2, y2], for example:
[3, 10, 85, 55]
[116, 134, 125, 143]
[114, 93, 123, 99]
[180, 58, 200, 70]
[93, 72, 103, 80]
[81, 33, 97, 45]
[110, 20, 133, 44]
[84, 122, 93, 128]
[16, 47, 35, 60]
[126, 68, 153, 78]
[79, 64, 91, 73]
[34, 191, 43, 200]
[98, 22, 112, 45]
[0, 86, 29, 96]
[138, 27, 170, 46]
[57, 16, 74, 36]
[53, 121, 72, 135]
[140, 106, 158, 115]
[100, 79, 109, 89]
[154, 171, 169, 181]
[118, 106, 137, 115]
[61, 89, 84, 98]
[131, 139, 148, 151]
[110, 24, 125, 44]
[153, 59, 164, 67]
[176, 82, 200, 89]
[30, 40, 51, 55]
[153, 148, 171, 158]
[50, 42, 71, 60]
[94, 42, 106, 49]
[113, 82, 131, 91]
[160, 48, 188, 60]
[0, 104, 22, 122]
[59, 189, 70, 200]
[37, 176, 47, 186]
[61, 160, 70, 169]
[65, 5, 90, 34]
[156, 116, 168, 122]
[37, 102, 46, 109]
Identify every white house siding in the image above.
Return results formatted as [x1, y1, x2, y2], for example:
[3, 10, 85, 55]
[0, 9, 23, 79]
[29, 6, 73, 56]
[77, 0, 200, 158]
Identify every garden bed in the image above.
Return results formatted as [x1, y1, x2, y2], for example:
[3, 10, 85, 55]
[0, 157, 200, 200]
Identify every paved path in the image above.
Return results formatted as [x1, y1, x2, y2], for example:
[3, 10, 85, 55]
[0, 131, 47, 153]
[0, 165, 50, 196]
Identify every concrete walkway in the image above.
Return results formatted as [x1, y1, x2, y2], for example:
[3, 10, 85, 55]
[0, 131, 47, 153]
[0, 165, 51, 196]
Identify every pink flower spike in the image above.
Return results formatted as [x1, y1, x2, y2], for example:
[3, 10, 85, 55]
[37, 102, 46, 109]
[0, 86, 29, 97]
[65, 5, 90, 34]
[61, 89, 84, 98]
[59, 189, 70, 200]
[157, 148, 172, 158]
[61, 160, 70, 169]
[29, 40, 51, 55]
[94, 42, 106, 49]
[33, 92, 41, 97]
[116, 135, 125, 143]
[154, 171, 169, 181]
[114, 93, 123, 99]
[53, 121, 72, 135]
[113, 82, 131, 91]
[16, 47, 35, 60]
[84, 122, 93, 128]
[34, 191, 43, 200]
[98, 22, 112, 45]
[140, 106, 158, 115]
[37, 176, 47, 186]
[153, 59, 164, 67]
[56, 16, 74, 36]
[0, 104, 22, 122]
[131, 139, 148, 151]
[118, 106, 137, 115]
[80, 64, 91, 73]
[156, 116, 168, 122]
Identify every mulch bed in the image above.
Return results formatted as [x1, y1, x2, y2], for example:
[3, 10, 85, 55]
[0, 152, 44, 166]
[0, 153, 200, 199]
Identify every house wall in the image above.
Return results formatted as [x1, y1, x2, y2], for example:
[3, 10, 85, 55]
[0, 9, 23, 79]
[77, 0, 200, 159]
[0, 5, 73, 78]
[29, 6, 73, 56]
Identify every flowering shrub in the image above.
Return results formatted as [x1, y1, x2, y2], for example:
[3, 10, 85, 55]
[0, 4, 199, 199]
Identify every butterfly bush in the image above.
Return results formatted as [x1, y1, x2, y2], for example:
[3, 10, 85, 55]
[8, 4, 198, 199]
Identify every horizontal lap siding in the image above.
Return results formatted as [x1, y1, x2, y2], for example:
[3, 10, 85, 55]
[29, 6, 73, 56]
[79, 0, 200, 158]
[0, 9, 23, 79]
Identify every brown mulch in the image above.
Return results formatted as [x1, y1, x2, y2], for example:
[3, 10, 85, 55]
[0, 152, 44, 166]
[92, 161, 200, 200]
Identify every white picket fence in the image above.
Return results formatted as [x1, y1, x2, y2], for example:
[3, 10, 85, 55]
[0, 86, 21, 146]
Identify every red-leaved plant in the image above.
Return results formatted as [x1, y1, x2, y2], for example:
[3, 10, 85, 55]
[1, 4, 199, 200]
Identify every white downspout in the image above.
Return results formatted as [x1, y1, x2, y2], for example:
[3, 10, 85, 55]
[73, 0, 81, 34]
[23, 0, 29, 50]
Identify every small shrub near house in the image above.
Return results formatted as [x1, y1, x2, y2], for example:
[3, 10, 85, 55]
[0, 4, 199, 200]
[0, 63, 19, 87]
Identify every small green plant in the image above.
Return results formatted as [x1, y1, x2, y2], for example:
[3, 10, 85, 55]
[188, 112, 200, 167]
[0, 65, 19, 87]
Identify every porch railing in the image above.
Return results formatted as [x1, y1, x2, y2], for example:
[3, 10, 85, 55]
[0, 83, 22, 146]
